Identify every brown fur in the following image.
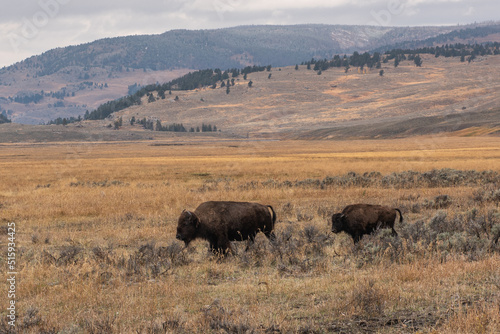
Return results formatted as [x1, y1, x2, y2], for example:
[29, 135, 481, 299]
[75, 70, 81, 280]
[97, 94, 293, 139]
[176, 201, 276, 254]
[331, 204, 403, 243]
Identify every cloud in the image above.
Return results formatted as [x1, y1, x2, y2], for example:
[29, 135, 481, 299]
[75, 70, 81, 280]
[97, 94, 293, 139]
[463, 6, 476, 16]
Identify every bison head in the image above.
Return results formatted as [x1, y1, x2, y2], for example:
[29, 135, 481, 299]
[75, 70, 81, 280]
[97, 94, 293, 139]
[331, 213, 346, 234]
[176, 210, 200, 246]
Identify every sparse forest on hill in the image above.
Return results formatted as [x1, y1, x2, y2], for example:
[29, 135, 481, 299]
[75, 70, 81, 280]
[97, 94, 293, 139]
[373, 24, 500, 52]
[83, 65, 270, 121]
[2, 48, 499, 142]
[77, 42, 499, 124]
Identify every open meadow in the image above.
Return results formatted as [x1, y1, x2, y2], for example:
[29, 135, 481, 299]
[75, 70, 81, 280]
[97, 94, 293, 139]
[1, 136, 499, 333]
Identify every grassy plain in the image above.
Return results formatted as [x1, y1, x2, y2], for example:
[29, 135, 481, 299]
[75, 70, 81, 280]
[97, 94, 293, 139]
[0, 136, 499, 333]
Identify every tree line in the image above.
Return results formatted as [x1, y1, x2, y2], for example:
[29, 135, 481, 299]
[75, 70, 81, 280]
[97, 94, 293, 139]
[301, 42, 499, 74]
[46, 116, 82, 125]
[373, 25, 500, 53]
[385, 42, 499, 61]
[8, 85, 101, 105]
[84, 65, 270, 121]
[133, 117, 217, 133]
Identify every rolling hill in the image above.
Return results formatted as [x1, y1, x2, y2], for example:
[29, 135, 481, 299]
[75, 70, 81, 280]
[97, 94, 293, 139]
[1, 51, 499, 142]
[1, 23, 500, 124]
[110, 53, 500, 138]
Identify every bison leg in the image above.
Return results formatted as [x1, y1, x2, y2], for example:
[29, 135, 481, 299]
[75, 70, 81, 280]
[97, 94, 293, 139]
[353, 234, 363, 244]
[245, 233, 257, 251]
[214, 238, 233, 256]
[208, 242, 218, 254]
[208, 241, 226, 256]
[265, 231, 276, 242]
[391, 227, 398, 237]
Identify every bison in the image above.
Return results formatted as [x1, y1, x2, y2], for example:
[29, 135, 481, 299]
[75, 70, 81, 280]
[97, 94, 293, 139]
[176, 201, 276, 254]
[331, 204, 403, 243]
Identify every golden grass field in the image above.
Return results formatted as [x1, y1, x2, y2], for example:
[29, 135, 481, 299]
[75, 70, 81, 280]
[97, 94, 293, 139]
[1, 136, 499, 333]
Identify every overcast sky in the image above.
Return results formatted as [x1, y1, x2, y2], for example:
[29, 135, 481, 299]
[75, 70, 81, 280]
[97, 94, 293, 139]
[1, 0, 498, 68]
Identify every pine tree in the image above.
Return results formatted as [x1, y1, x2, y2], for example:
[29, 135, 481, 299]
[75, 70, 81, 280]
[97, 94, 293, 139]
[248, 80, 253, 87]
[414, 55, 423, 67]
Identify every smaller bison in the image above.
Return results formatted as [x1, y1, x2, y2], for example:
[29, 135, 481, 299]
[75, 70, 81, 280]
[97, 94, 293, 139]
[331, 204, 403, 243]
[176, 201, 276, 255]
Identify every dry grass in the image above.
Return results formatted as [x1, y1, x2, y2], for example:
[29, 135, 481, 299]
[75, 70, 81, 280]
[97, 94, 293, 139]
[0, 137, 499, 333]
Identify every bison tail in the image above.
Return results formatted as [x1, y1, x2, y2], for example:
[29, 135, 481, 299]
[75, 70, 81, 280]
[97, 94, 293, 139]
[395, 208, 403, 223]
[267, 205, 277, 226]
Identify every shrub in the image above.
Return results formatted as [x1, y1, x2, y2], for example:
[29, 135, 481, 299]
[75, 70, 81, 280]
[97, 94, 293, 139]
[424, 194, 452, 209]
[126, 242, 189, 279]
[200, 300, 253, 332]
[57, 245, 82, 266]
[428, 211, 463, 234]
[348, 279, 386, 317]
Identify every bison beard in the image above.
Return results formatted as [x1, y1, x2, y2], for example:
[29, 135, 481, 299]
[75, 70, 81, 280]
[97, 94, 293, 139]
[331, 204, 403, 243]
[176, 201, 276, 255]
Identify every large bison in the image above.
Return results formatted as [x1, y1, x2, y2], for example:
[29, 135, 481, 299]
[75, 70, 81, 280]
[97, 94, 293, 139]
[176, 201, 276, 254]
[331, 204, 403, 243]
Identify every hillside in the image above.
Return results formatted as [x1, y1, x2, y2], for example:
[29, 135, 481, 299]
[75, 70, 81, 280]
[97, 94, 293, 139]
[109, 53, 500, 138]
[372, 23, 500, 51]
[1, 23, 500, 124]
[2, 52, 499, 143]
